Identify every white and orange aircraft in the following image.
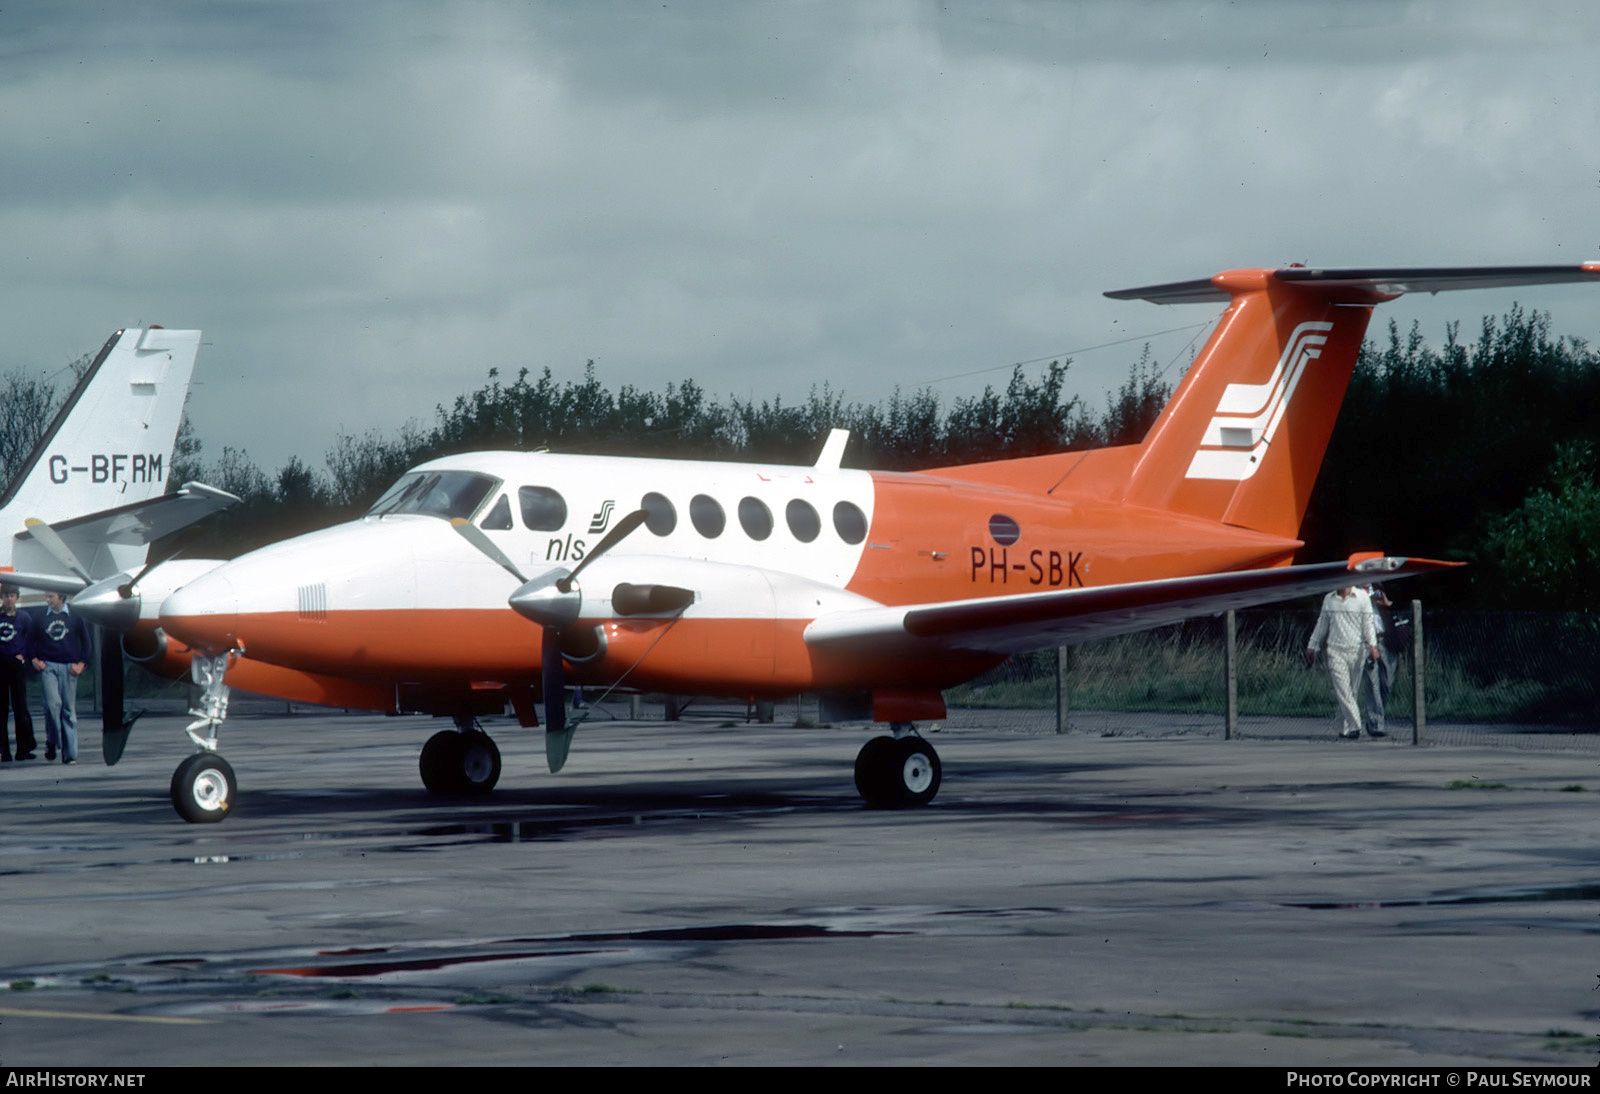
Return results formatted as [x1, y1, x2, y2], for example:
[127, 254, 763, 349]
[39, 265, 1600, 822]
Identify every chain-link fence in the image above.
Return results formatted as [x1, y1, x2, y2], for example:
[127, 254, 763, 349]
[109, 608, 1600, 751]
[945, 608, 1600, 750]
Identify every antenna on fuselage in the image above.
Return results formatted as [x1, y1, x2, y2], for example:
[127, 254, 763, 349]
[814, 429, 850, 470]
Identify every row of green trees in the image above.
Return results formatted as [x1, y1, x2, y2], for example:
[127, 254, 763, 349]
[168, 351, 1175, 551]
[6, 309, 1597, 609]
[1302, 308, 1600, 608]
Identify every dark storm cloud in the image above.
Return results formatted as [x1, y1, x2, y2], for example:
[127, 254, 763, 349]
[1, 0, 1596, 473]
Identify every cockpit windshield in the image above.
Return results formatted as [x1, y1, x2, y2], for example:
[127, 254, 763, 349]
[366, 471, 498, 520]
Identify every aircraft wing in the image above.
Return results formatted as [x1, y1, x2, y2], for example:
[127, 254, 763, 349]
[804, 555, 1457, 656]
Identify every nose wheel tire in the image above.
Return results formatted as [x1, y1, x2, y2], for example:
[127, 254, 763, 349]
[171, 752, 237, 823]
[420, 730, 502, 796]
[854, 735, 941, 809]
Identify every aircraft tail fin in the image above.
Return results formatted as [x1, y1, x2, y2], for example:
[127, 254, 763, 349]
[0, 329, 201, 554]
[1111, 265, 1600, 539]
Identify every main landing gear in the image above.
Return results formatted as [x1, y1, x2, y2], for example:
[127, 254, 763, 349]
[419, 718, 502, 796]
[854, 724, 941, 809]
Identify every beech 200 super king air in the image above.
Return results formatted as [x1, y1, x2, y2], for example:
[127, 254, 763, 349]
[0, 328, 238, 748]
[94, 264, 1599, 823]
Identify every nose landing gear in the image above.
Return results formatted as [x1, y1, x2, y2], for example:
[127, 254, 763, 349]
[170, 651, 238, 823]
[171, 751, 237, 823]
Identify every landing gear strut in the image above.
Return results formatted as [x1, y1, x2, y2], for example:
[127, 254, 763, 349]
[171, 651, 238, 823]
[419, 719, 502, 796]
[854, 724, 941, 808]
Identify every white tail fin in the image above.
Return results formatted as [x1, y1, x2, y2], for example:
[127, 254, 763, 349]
[0, 328, 201, 572]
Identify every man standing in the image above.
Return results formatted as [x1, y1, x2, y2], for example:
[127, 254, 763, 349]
[1361, 585, 1402, 739]
[1305, 585, 1379, 740]
[31, 591, 91, 765]
[0, 584, 36, 762]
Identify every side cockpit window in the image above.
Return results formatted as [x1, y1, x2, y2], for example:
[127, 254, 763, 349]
[480, 494, 513, 531]
[519, 486, 567, 531]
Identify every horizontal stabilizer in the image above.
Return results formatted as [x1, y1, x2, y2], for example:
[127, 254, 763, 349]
[806, 555, 1459, 656]
[1107, 264, 1600, 305]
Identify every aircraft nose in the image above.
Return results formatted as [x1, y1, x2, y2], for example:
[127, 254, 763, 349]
[159, 570, 240, 653]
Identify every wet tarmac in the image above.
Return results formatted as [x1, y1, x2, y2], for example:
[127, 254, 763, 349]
[2, 707, 1599, 1066]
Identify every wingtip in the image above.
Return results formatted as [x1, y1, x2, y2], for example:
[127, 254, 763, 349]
[1348, 553, 1466, 573]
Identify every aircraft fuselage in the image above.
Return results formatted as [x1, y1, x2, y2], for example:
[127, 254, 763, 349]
[156, 447, 1300, 705]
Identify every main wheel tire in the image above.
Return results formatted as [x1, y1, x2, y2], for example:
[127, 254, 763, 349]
[457, 731, 501, 795]
[419, 730, 502, 796]
[420, 731, 466, 795]
[887, 736, 941, 808]
[171, 752, 237, 823]
[854, 735, 900, 808]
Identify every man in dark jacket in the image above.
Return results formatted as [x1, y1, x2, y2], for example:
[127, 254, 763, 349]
[0, 584, 37, 761]
[31, 591, 90, 765]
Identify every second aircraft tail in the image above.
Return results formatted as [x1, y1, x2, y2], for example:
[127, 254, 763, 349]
[0, 327, 201, 572]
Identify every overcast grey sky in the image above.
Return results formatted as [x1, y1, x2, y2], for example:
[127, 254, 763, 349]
[3, 0, 1597, 474]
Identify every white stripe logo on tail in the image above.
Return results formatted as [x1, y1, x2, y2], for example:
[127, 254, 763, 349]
[1185, 320, 1334, 481]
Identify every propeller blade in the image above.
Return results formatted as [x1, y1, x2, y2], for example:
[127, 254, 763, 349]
[124, 527, 201, 595]
[559, 508, 648, 592]
[24, 518, 92, 583]
[546, 723, 575, 774]
[99, 625, 137, 766]
[542, 626, 566, 735]
[450, 517, 529, 583]
[541, 624, 573, 772]
[0, 571, 88, 597]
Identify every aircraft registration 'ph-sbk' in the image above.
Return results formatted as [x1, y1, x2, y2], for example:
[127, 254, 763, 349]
[56, 265, 1600, 822]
